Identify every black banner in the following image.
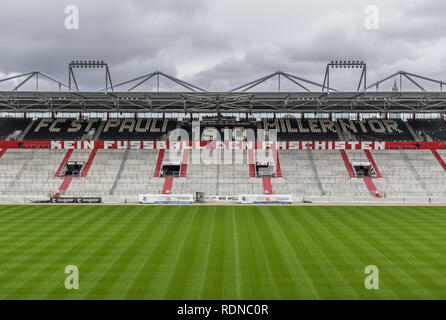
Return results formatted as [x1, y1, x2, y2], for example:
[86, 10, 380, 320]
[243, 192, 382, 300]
[50, 197, 102, 204]
[0, 300, 434, 319]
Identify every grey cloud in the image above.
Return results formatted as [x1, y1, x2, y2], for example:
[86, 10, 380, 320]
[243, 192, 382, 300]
[0, 0, 445, 92]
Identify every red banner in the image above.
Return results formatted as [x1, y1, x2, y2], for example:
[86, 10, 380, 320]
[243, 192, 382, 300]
[0, 140, 446, 150]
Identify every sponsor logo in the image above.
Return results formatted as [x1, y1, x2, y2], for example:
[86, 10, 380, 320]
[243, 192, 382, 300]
[50, 197, 102, 204]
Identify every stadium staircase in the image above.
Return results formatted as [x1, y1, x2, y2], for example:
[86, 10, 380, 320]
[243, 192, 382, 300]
[93, 121, 106, 140]
[17, 120, 35, 141]
[371, 150, 438, 198]
[403, 150, 445, 197]
[339, 150, 382, 197]
[109, 147, 131, 195]
[109, 150, 162, 196]
[334, 122, 346, 141]
[400, 149, 427, 191]
[215, 150, 255, 196]
[306, 148, 326, 195]
[404, 121, 422, 141]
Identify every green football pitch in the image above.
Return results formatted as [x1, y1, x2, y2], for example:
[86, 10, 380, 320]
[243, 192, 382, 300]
[0, 204, 445, 300]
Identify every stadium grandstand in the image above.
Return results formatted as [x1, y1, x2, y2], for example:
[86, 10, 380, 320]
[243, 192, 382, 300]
[1, 61, 446, 204]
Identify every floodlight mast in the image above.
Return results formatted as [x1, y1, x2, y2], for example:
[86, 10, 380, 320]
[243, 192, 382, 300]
[68, 60, 114, 92]
[322, 61, 367, 92]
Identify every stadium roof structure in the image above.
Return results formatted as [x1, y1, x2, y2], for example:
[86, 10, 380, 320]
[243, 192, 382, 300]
[99, 71, 207, 93]
[1, 91, 446, 113]
[366, 70, 446, 92]
[0, 71, 70, 91]
[1, 64, 446, 113]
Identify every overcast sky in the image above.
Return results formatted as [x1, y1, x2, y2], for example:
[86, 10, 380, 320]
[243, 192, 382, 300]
[0, 0, 445, 92]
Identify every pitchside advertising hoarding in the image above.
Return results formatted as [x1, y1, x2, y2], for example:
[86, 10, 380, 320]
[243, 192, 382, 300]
[138, 194, 292, 204]
[238, 195, 293, 204]
[50, 197, 102, 203]
[1, 140, 446, 150]
[139, 194, 194, 204]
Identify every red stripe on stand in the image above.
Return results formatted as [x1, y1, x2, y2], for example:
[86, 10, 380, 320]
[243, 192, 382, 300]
[273, 147, 282, 178]
[432, 150, 446, 171]
[262, 177, 274, 195]
[340, 150, 355, 178]
[58, 177, 73, 194]
[363, 177, 378, 197]
[180, 149, 189, 177]
[55, 149, 73, 177]
[81, 150, 97, 177]
[162, 177, 173, 194]
[248, 149, 256, 177]
[364, 150, 382, 178]
[154, 149, 165, 177]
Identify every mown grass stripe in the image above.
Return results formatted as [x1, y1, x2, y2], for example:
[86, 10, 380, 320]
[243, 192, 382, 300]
[199, 206, 227, 299]
[180, 207, 215, 299]
[261, 206, 320, 299]
[102, 206, 172, 299]
[318, 206, 404, 299]
[0, 205, 94, 279]
[0, 205, 65, 243]
[142, 206, 198, 299]
[197, 206, 217, 299]
[0, 205, 445, 299]
[2, 206, 112, 299]
[370, 207, 446, 262]
[349, 206, 445, 299]
[122, 206, 185, 299]
[275, 208, 340, 299]
[44, 205, 143, 300]
[244, 207, 281, 299]
[327, 206, 431, 299]
[11, 205, 121, 300]
[0, 205, 43, 227]
[93, 206, 166, 299]
[231, 207, 242, 299]
[81, 206, 160, 299]
[286, 207, 365, 299]
[256, 206, 311, 299]
[162, 206, 203, 299]
[232, 207, 264, 299]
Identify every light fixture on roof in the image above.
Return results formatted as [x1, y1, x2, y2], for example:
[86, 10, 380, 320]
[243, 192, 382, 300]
[323, 60, 367, 92]
[68, 60, 113, 92]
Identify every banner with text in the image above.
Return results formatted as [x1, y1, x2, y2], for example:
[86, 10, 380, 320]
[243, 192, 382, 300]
[238, 195, 293, 204]
[139, 194, 194, 204]
[1, 140, 445, 150]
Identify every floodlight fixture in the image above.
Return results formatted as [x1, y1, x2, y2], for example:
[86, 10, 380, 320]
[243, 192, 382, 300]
[69, 60, 113, 92]
[323, 60, 367, 92]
